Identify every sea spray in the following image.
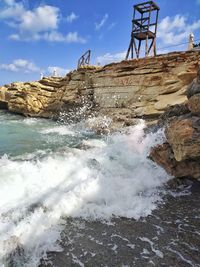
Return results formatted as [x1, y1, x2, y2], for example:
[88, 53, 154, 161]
[0, 114, 170, 266]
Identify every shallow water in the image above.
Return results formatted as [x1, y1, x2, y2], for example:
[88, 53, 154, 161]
[40, 180, 200, 267]
[0, 110, 199, 267]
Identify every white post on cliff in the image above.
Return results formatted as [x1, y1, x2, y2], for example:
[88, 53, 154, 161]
[188, 33, 194, 51]
[53, 69, 57, 77]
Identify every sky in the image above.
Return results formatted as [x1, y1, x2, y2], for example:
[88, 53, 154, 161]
[0, 0, 200, 85]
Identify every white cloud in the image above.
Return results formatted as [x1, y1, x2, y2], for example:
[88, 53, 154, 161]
[0, 59, 40, 73]
[0, 1, 25, 19]
[0, 58, 71, 77]
[96, 51, 126, 65]
[19, 5, 59, 33]
[63, 32, 86, 43]
[9, 31, 87, 43]
[0, 4, 60, 33]
[95, 14, 108, 30]
[47, 66, 70, 77]
[158, 15, 200, 45]
[0, 1, 86, 43]
[66, 12, 78, 23]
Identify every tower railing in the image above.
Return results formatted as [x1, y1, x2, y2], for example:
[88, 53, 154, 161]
[77, 50, 91, 69]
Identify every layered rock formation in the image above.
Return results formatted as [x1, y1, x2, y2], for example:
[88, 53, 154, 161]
[0, 50, 200, 129]
[150, 68, 200, 180]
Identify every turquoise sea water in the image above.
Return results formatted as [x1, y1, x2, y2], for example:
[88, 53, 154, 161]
[0, 111, 94, 157]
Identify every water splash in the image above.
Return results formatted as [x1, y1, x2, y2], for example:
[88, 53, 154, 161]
[0, 117, 169, 266]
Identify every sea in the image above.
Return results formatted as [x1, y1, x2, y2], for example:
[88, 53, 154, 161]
[0, 110, 199, 267]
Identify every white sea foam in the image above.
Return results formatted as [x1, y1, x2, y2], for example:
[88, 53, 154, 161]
[22, 118, 38, 125]
[81, 139, 107, 148]
[40, 125, 75, 136]
[0, 120, 169, 266]
[139, 237, 164, 258]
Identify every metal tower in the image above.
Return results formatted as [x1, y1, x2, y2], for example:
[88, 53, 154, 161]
[126, 1, 160, 60]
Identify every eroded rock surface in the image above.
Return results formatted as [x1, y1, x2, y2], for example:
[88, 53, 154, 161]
[150, 143, 200, 179]
[150, 66, 200, 180]
[165, 117, 200, 161]
[0, 51, 200, 129]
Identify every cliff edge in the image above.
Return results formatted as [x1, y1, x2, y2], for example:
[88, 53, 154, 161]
[0, 50, 200, 130]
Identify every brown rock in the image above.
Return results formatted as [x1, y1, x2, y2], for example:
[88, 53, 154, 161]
[188, 93, 200, 114]
[177, 71, 197, 84]
[150, 67, 200, 181]
[187, 78, 200, 99]
[155, 89, 187, 111]
[1, 50, 200, 122]
[158, 103, 190, 127]
[40, 77, 64, 88]
[165, 117, 200, 161]
[150, 143, 200, 180]
[150, 143, 175, 174]
[187, 68, 200, 99]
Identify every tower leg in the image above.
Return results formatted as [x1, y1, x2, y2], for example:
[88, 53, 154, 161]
[153, 39, 157, 56]
[138, 40, 142, 57]
[148, 39, 154, 56]
[131, 43, 134, 59]
[126, 39, 133, 60]
[145, 35, 149, 57]
[133, 38, 139, 58]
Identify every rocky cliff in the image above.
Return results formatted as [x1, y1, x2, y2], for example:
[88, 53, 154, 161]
[150, 67, 200, 180]
[0, 50, 200, 130]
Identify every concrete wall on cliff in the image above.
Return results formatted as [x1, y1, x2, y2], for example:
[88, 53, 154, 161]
[0, 51, 200, 128]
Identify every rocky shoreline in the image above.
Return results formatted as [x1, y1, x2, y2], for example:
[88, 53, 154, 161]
[1, 51, 200, 266]
[150, 67, 200, 180]
[1, 50, 200, 180]
[0, 51, 200, 127]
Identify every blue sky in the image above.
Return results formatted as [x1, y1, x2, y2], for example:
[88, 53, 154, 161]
[0, 0, 200, 85]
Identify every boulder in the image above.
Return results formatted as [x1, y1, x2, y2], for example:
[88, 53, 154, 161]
[188, 93, 200, 114]
[150, 67, 200, 180]
[165, 117, 200, 161]
[150, 143, 200, 180]
[187, 68, 200, 98]
[187, 79, 200, 99]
